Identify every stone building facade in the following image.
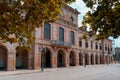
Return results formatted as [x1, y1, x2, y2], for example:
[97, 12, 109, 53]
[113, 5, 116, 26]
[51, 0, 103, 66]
[0, 3, 114, 71]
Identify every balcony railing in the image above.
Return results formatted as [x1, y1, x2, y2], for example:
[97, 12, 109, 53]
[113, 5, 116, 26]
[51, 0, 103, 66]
[51, 40, 71, 47]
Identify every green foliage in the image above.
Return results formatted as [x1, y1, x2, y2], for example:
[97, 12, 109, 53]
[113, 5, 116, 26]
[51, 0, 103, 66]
[0, 0, 74, 49]
[82, 0, 120, 39]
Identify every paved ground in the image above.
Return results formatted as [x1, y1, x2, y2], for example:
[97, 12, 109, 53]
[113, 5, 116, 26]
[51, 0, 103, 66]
[0, 64, 120, 80]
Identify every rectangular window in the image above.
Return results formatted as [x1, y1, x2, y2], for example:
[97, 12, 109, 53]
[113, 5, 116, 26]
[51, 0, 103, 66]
[70, 31, 74, 45]
[59, 27, 64, 42]
[79, 38, 82, 47]
[44, 23, 51, 40]
[91, 41, 93, 49]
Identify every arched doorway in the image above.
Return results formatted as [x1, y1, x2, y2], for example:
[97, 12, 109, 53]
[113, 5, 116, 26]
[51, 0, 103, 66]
[57, 50, 65, 67]
[91, 54, 94, 65]
[69, 51, 76, 66]
[85, 53, 89, 65]
[79, 53, 83, 65]
[95, 54, 98, 64]
[16, 50, 28, 69]
[42, 48, 52, 68]
[0, 45, 7, 70]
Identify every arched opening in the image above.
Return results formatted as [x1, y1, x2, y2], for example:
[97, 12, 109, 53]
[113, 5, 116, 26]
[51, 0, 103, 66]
[16, 50, 28, 69]
[85, 53, 89, 65]
[0, 45, 7, 70]
[57, 50, 65, 67]
[95, 54, 98, 64]
[91, 54, 94, 65]
[42, 48, 52, 68]
[79, 53, 83, 65]
[69, 51, 76, 66]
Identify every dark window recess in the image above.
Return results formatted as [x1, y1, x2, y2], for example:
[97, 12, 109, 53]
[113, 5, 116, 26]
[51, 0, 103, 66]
[96, 42, 98, 50]
[108, 47, 110, 53]
[99, 44, 102, 50]
[79, 39, 82, 47]
[59, 27, 64, 42]
[105, 46, 107, 51]
[85, 41, 88, 48]
[91, 41, 93, 49]
[70, 16, 74, 22]
[44, 23, 51, 40]
[70, 31, 74, 45]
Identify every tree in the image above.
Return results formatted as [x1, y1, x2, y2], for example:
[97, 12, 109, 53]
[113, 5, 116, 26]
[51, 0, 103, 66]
[82, 0, 120, 40]
[0, 0, 75, 49]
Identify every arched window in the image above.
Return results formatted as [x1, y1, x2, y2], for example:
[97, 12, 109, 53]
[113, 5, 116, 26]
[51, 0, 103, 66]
[59, 27, 64, 42]
[70, 16, 74, 22]
[95, 42, 98, 50]
[79, 38, 82, 47]
[99, 43, 102, 50]
[85, 40, 88, 48]
[44, 23, 51, 40]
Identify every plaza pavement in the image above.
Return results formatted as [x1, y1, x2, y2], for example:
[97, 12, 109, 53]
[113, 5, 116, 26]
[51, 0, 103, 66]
[0, 63, 120, 80]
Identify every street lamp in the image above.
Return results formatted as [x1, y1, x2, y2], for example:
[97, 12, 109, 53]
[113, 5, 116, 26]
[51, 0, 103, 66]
[40, 46, 46, 71]
[83, 51, 86, 68]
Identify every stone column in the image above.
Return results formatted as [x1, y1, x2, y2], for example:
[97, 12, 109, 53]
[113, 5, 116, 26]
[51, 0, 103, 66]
[98, 55, 100, 64]
[7, 50, 16, 71]
[33, 44, 41, 69]
[28, 52, 33, 69]
[65, 53, 69, 67]
[88, 55, 91, 65]
[94, 55, 96, 65]
[51, 53, 57, 68]
[75, 53, 79, 66]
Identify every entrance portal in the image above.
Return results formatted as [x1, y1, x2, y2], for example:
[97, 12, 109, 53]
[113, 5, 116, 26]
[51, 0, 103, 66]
[57, 50, 65, 67]
[69, 51, 76, 66]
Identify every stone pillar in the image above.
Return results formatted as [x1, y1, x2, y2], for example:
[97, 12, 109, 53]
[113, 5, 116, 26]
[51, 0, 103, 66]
[89, 55, 91, 65]
[98, 55, 100, 64]
[94, 55, 96, 65]
[28, 52, 33, 69]
[33, 44, 41, 69]
[7, 50, 16, 71]
[51, 53, 57, 68]
[65, 53, 69, 67]
[75, 53, 79, 66]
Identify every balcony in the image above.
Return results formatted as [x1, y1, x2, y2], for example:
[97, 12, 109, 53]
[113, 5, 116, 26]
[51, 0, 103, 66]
[51, 40, 71, 47]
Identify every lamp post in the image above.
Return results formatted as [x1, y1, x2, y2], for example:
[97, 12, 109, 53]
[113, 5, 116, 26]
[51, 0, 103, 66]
[83, 51, 86, 68]
[40, 46, 46, 71]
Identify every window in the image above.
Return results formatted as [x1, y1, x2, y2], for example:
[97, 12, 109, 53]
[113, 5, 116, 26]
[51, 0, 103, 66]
[85, 40, 88, 48]
[79, 38, 82, 47]
[59, 27, 64, 42]
[95, 42, 98, 50]
[99, 43, 102, 50]
[70, 16, 74, 22]
[44, 23, 51, 40]
[91, 41, 93, 49]
[70, 31, 74, 45]
[105, 44, 107, 51]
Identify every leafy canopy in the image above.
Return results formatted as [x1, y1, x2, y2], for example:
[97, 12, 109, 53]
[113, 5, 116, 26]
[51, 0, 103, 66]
[82, 0, 120, 40]
[0, 0, 75, 50]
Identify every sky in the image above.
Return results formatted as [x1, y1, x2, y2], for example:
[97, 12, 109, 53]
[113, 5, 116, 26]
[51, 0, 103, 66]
[69, 0, 120, 48]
